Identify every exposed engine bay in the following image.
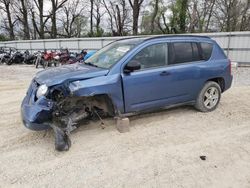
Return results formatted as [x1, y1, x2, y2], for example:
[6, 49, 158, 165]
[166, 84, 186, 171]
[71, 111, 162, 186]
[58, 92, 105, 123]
[48, 87, 115, 151]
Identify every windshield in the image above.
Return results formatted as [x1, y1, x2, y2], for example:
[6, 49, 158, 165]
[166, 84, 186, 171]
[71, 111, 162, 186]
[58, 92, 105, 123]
[85, 41, 136, 69]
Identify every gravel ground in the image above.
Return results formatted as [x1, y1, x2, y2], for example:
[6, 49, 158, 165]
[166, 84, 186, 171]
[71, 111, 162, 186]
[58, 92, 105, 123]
[232, 66, 250, 86]
[0, 65, 250, 188]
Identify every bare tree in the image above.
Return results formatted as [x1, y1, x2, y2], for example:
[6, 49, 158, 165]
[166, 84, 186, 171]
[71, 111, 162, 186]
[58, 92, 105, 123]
[102, 0, 130, 36]
[50, 0, 68, 38]
[59, 0, 85, 37]
[12, 0, 31, 39]
[93, 0, 102, 35]
[239, 0, 250, 31]
[187, 0, 216, 32]
[102, 0, 114, 32]
[0, 0, 15, 40]
[31, 0, 51, 39]
[90, 0, 94, 36]
[213, 0, 248, 32]
[128, 0, 145, 35]
[150, 0, 159, 34]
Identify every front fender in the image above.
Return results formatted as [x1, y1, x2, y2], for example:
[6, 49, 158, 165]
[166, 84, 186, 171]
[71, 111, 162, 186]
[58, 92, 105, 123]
[68, 74, 124, 113]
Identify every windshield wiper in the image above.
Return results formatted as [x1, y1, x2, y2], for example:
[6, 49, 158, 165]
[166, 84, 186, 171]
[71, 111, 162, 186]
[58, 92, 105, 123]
[84, 62, 98, 67]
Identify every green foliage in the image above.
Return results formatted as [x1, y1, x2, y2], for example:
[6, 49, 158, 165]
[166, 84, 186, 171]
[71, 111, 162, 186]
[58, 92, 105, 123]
[87, 28, 104, 37]
[141, 0, 189, 35]
[0, 34, 8, 41]
[169, 0, 188, 33]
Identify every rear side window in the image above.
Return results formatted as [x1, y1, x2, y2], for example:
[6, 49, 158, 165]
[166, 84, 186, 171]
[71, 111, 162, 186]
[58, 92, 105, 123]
[200, 42, 213, 61]
[171, 42, 201, 64]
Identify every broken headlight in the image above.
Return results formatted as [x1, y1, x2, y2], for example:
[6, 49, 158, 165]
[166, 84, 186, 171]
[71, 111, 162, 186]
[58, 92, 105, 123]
[36, 84, 48, 98]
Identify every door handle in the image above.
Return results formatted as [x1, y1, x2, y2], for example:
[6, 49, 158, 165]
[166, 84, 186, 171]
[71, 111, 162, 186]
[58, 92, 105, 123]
[160, 71, 170, 76]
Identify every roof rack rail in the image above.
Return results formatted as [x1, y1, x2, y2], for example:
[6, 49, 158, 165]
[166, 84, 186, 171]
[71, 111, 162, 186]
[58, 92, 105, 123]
[144, 34, 211, 41]
[113, 36, 144, 42]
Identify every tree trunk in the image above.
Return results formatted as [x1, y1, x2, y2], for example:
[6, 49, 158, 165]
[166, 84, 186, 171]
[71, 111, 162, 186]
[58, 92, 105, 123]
[38, 0, 45, 39]
[20, 0, 30, 39]
[129, 0, 144, 35]
[205, 0, 216, 32]
[150, 0, 159, 34]
[51, 1, 57, 38]
[132, 0, 139, 35]
[5, 2, 15, 40]
[116, 5, 122, 35]
[179, 0, 188, 33]
[90, 0, 94, 36]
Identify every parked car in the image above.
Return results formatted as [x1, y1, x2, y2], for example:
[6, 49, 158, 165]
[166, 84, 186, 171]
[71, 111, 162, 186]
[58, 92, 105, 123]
[21, 35, 233, 151]
[84, 50, 96, 60]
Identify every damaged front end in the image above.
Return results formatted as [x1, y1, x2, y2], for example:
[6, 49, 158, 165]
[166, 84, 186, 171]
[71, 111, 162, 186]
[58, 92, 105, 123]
[21, 79, 114, 151]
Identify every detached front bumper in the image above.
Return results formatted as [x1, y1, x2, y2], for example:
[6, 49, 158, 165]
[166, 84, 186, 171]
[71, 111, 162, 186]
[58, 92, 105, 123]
[21, 81, 53, 131]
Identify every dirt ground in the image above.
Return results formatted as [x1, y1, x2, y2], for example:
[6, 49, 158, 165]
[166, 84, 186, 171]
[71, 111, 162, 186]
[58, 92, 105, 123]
[0, 65, 250, 188]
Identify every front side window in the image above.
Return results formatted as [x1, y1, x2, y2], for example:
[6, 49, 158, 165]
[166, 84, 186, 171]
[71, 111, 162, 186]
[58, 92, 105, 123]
[127, 43, 168, 70]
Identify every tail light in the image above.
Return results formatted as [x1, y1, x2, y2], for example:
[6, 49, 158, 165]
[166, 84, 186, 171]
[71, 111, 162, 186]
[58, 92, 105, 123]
[228, 59, 232, 75]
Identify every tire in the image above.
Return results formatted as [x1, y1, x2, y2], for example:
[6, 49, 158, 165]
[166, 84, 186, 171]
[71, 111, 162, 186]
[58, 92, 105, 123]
[195, 81, 221, 112]
[35, 57, 40, 68]
[43, 61, 48, 69]
[6, 59, 12, 65]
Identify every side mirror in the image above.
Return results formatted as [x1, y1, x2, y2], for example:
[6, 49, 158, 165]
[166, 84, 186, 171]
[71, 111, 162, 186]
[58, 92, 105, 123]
[124, 60, 141, 73]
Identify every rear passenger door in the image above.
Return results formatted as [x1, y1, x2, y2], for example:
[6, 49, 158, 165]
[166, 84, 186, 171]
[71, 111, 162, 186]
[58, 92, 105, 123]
[164, 41, 206, 102]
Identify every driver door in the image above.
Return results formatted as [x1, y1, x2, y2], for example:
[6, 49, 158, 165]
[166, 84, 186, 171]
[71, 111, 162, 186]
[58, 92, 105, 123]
[122, 42, 170, 112]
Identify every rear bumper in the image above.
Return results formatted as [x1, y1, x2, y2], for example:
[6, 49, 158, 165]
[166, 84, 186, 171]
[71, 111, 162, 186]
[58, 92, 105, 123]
[224, 75, 233, 92]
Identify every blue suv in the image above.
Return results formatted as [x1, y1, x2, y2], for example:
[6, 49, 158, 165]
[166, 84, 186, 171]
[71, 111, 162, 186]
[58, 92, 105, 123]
[21, 35, 233, 150]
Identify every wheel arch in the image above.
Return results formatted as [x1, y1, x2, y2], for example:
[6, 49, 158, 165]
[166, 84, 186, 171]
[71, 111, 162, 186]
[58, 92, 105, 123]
[206, 77, 225, 92]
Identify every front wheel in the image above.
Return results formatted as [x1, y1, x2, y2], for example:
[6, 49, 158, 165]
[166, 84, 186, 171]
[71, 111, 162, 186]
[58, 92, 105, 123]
[43, 61, 48, 69]
[195, 81, 221, 112]
[6, 59, 12, 65]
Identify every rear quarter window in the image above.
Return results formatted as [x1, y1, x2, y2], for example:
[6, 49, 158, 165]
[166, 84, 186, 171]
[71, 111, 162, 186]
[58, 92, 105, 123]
[200, 42, 213, 61]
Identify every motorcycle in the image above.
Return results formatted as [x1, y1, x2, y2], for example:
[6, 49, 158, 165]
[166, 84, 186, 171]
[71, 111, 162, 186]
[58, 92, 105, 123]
[35, 51, 46, 68]
[59, 49, 70, 65]
[65, 50, 95, 65]
[6, 51, 24, 65]
[23, 50, 36, 65]
[43, 50, 59, 68]
[0, 47, 15, 64]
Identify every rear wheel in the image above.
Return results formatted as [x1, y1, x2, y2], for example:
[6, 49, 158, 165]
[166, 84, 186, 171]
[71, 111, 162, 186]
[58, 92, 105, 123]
[195, 81, 221, 112]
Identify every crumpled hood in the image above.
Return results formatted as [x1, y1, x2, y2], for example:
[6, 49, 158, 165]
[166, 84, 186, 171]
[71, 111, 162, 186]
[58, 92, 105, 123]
[35, 63, 109, 86]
